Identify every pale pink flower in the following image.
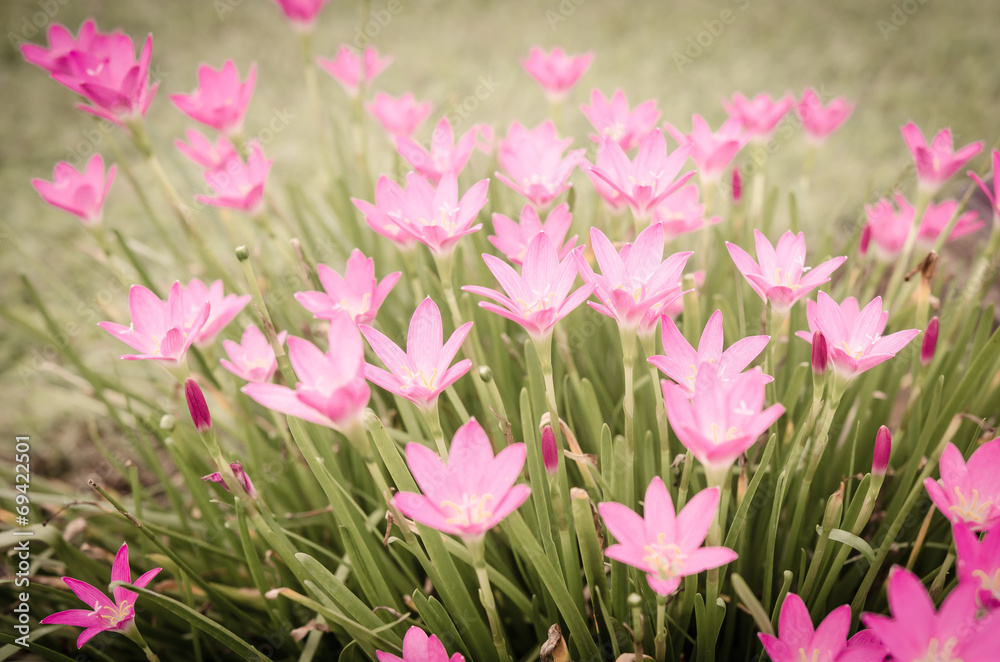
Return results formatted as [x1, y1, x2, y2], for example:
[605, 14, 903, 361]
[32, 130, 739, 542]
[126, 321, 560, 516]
[651, 309, 770, 397]
[367, 92, 432, 139]
[520, 47, 593, 101]
[202, 461, 258, 499]
[32, 154, 116, 226]
[969, 149, 1000, 223]
[242, 314, 370, 432]
[637, 271, 701, 339]
[489, 203, 577, 266]
[352, 175, 419, 250]
[574, 223, 692, 332]
[294, 249, 400, 324]
[598, 477, 737, 596]
[463, 233, 593, 341]
[923, 438, 1000, 532]
[317, 45, 392, 97]
[954, 521, 1000, 608]
[650, 184, 721, 239]
[180, 278, 251, 345]
[377, 626, 465, 662]
[664, 114, 747, 183]
[396, 116, 478, 184]
[722, 92, 794, 141]
[901, 122, 983, 193]
[271, 0, 329, 29]
[170, 61, 256, 135]
[861, 566, 1000, 662]
[726, 230, 847, 313]
[862, 194, 984, 261]
[795, 88, 854, 143]
[393, 418, 531, 539]
[496, 120, 585, 210]
[759, 593, 887, 662]
[360, 298, 472, 410]
[663, 368, 784, 485]
[175, 128, 239, 170]
[98, 282, 209, 363]
[917, 200, 984, 249]
[588, 129, 694, 220]
[382, 171, 489, 256]
[473, 123, 495, 155]
[220, 325, 287, 383]
[41, 22, 158, 126]
[196, 142, 272, 214]
[585, 152, 629, 214]
[40, 543, 161, 649]
[795, 292, 921, 380]
[580, 89, 660, 151]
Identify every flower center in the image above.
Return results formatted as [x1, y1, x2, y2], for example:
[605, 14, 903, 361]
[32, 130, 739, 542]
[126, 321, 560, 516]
[798, 650, 820, 662]
[773, 267, 800, 289]
[971, 568, 1000, 601]
[642, 533, 686, 580]
[400, 366, 438, 391]
[334, 293, 372, 319]
[440, 493, 495, 528]
[710, 422, 739, 445]
[97, 599, 133, 628]
[920, 637, 962, 662]
[948, 486, 993, 525]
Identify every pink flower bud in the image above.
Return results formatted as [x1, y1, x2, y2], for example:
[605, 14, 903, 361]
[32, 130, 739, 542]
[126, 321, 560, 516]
[732, 167, 743, 204]
[541, 425, 558, 474]
[873, 425, 891, 476]
[811, 331, 828, 375]
[185, 378, 212, 432]
[859, 224, 871, 255]
[921, 316, 939, 366]
[202, 461, 258, 499]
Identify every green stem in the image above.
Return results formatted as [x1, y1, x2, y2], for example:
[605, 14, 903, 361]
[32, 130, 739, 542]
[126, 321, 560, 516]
[883, 190, 931, 308]
[640, 332, 672, 485]
[621, 328, 638, 507]
[468, 537, 511, 662]
[654, 594, 668, 662]
[422, 404, 448, 459]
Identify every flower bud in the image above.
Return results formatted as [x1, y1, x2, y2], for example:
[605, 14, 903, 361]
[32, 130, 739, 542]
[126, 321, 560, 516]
[235, 245, 250, 261]
[202, 461, 258, 499]
[184, 378, 212, 432]
[921, 316, 939, 366]
[732, 167, 743, 205]
[811, 330, 828, 375]
[859, 224, 871, 255]
[872, 425, 891, 476]
[541, 425, 558, 475]
[159, 414, 176, 431]
[478, 365, 493, 383]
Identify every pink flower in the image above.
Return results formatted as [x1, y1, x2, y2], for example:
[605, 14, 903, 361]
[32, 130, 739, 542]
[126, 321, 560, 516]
[180, 278, 251, 345]
[396, 117, 478, 184]
[901, 122, 983, 193]
[580, 89, 660, 151]
[664, 368, 784, 485]
[726, 230, 847, 313]
[862, 194, 984, 261]
[294, 249, 400, 324]
[220, 325, 286, 383]
[861, 566, 1000, 662]
[588, 129, 694, 221]
[795, 292, 921, 380]
[795, 88, 854, 143]
[463, 233, 594, 341]
[722, 92, 794, 141]
[969, 149, 1000, 223]
[489, 203, 577, 266]
[98, 282, 210, 363]
[574, 223, 692, 332]
[382, 171, 489, 256]
[170, 60, 256, 135]
[917, 199, 984, 249]
[21, 19, 100, 76]
[598, 477, 737, 596]
[664, 114, 747, 183]
[353, 175, 419, 250]
[271, 0, 329, 30]
[202, 461, 258, 499]
[317, 45, 392, 97]
[759, 593, 887, 662]
[242, 314, 370, 432]
[637, 271, 700, 340]
[175, 128, 239, 170]
[196, 142, 272, 214]
[954, 521, 1000, 608]
[31, 154, 116, 226]
[393, 418, 531, 539]
[473, 123, 495, 155]
[377, 626, 465, 662]
[923, 438, 1000, 532]
[44, 23, 158, 126]
[40, 543, 161, 648]
[360, 298, 472, 411]
[368, 92, 432, 139]
[520, 47, 593, 101]
[651, 309, 770, 397]
[651, 184, 721, 239]
[185, 378, 212, 432]
[496, 121, 585, 210]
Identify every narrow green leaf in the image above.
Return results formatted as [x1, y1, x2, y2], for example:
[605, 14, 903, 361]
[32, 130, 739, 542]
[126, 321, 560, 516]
[730, 573, 773, 636]
[819, 527, 876, 564]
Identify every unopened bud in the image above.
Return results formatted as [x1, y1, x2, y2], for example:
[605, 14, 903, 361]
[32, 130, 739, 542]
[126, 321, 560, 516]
[859, 224, 871, 255]
[921, 316, 939, 366]
[732, 167, 743, 204]
[811, 331, 828, 375]
[184, 378, 212, 432]
[159, 414, 176, 431]
[235, 245, 250, 261]
[478, 365, 493, 382]
[872, 425, 891, 476]
[541, 425, 558, 475]
[202, 461, 258, 499]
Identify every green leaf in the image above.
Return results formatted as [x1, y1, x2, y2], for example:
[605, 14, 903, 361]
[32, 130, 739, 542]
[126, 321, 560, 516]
[818, 527, 876, 564]
[730, 573, 773, 636]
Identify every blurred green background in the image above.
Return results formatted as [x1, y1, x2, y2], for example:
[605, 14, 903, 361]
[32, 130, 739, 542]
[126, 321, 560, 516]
[2, 0, 998, 468]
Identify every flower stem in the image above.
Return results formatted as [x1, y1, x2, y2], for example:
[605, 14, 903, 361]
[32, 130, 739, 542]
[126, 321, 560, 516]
[640, 332, 672, 484]
[621, 327, 638, 507]
[654, 594, 669, 662]
[422, 404, 448, 459]
[883, 189, 931, 309]
[468, 537, 511, 662]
